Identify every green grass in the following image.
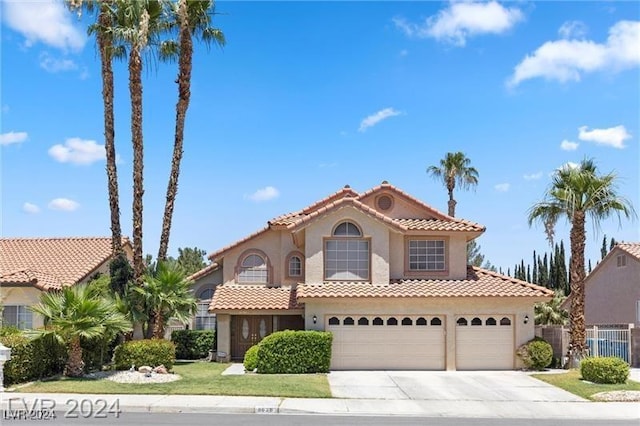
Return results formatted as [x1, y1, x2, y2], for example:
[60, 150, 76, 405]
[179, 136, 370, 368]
[16, 362, 331, 398]
[532, 369, 640, 400]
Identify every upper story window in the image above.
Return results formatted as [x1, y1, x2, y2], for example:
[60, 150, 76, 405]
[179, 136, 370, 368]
[195, 287, 215, 330]
[238, 253, 268, 283]
[325, 221, 370, 281]
[286, 251, 304, 279]
[408, 239, 445, 271]
[617, 254, 627, 268]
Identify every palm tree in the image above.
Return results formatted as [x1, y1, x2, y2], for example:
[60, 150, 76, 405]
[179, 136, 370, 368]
[30, 284, 132, 377]
[528, 158, 635, 357]
[535, 291, 569, 325]
[427, 152, 479, 217]
[157, 0, 225, 262]
[66, 1, 124, 256]
[133, 261, 197, 339]
[109, 0, 165, 283]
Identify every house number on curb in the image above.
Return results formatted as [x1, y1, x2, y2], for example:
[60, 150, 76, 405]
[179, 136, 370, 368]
[255, 406, 279, 414]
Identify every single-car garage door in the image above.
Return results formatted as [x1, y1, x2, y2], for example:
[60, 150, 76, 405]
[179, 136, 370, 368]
[455, 315, 514, 370]
[327, 315, 445, 370]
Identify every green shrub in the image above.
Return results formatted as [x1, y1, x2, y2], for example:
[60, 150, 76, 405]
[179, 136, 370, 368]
[113, 339, 176, 370]
[0, 326, 21, 337]
[256, 330, 332, 374]
[243, 344, 259, 371]
[81, 336, 118, 372]
[171, 330, 215, 359]
[0, 334, 66, 385]
[581, 357, 629, 384]
[517, 338, 553, 370]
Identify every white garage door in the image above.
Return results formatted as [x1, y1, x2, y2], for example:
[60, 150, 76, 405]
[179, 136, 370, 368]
[455, 315, 514, 370]
[327, 315, 445, 370]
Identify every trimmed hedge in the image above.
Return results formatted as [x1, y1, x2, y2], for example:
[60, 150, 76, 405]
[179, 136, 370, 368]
[0, 334, 66, 386]
[256, 330, 332, 374]
[516, 337, 553, 371]
[113, 339, 176, 370]
[581, 357, 629, 384]
[243, 344, 259, 371]
[171, 330, 215, 360]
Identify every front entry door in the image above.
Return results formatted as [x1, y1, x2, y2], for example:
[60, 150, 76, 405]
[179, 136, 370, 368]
[231, 315, 272, 360]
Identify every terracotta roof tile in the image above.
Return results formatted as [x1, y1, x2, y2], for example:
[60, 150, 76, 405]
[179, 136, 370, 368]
[297, 266, 553, 299]
[210, 285, 303, 311]
[0, 237, 128, 290]
[207, 227, 270, 261]
[394, 218, 484, 232]
[617, 242, 640, 260]
[187, 262, 220, 282]
[270, 186, 359, 227]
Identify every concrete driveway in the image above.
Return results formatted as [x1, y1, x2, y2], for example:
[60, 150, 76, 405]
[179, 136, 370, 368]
[328, 370, 585, 402]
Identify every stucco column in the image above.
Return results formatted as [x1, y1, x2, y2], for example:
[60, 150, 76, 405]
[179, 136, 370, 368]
[217, 314, 231, 361]
[445, 314, 456, 371]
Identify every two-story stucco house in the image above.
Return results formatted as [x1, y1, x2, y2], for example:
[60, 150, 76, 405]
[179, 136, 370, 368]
[189, 182, 553, 370]
[0, 237, 133, 330]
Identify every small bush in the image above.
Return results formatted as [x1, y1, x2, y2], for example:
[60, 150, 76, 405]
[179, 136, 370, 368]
[243, 344, 259, 371]
[0, 326, 21, 337]
[81, 336, 118, 372]
[171, 330, 215, 359]
[256, 330, 332, 374]
[113, 339, 176, 370]
[581, 357, 629, 384]
[517, 338, 553, 370]
[0, 334, 66, 385]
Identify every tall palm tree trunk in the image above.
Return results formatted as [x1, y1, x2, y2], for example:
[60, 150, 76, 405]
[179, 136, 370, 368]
[130, 47, 145, 283]
[65, 336, 85, 378]
[447, 186, 456, 217]
[152, 310, 165, 339]
[98, 2, 122, 255]
[569, 210, 587, 355]
[158, 0, 192, 262]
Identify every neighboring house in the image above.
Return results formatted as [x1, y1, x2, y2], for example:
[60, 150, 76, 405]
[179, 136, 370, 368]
[0, 237, 133, 329]
[562, 243, 640, 327]
[189, 182, 553, 370]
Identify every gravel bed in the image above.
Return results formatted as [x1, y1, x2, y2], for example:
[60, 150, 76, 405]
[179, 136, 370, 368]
[85, 371, 181, 384]
[591, 390, 640, 402]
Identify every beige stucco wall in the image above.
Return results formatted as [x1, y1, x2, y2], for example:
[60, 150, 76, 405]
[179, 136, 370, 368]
[304, 206, 393, 285]
[303, 297, 539, 370]
[0, 286, 46, 328]
[585, 252, 640, 326]
[216, 314, 231, 361]
[358, 191, 435, 220]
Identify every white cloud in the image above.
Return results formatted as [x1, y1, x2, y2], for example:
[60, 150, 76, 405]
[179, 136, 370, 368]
[48, 198, 79, 211]
[560, 139, 579, 151]
[358, 108, 402, 132]
[558, 21, 588, 39]
[523, 172, 543, 181]
[48, 138, 106, 165]
[578, 125, 631, 149]
[39, 52, 78, 73]
[247, 186, 279, 202]
[3, 0, 86, 52]
[393, 1, 523, 47]
[508, 20, 640, 87]
[558, 162, 579, 172]
[22, 202, 40, 214]
[0, 131, 28, 146]
[494, 183, 510, 192]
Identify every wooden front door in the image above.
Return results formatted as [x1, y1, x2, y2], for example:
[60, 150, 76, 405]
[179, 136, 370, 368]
[231, 315, 272, 360]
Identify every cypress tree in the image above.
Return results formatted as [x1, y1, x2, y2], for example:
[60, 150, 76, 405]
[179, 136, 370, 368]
[610, 237, 617, 251]
[601, 235, 608, 260]
[532, 250, 538, 284]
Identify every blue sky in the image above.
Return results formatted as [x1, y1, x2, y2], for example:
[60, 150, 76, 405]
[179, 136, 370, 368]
[1, 0, 639, 272]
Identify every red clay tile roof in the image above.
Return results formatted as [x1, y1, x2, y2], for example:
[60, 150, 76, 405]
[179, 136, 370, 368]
[209, 285, 303, 311]
[297, 266, 553, 299]
[394, 218, 484, 232]
[0, 237, 129, 291]
[270, 186, 359, 227]
[617, 242, 640, 260]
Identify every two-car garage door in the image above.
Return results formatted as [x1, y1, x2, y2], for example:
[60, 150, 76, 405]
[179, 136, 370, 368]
[327, 314, 515, 370]
[327, 315, 445, 370]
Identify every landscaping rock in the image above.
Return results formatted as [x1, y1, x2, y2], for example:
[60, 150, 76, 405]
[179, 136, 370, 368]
[153, 365, 168, 374]
[138, 366, 152, 374]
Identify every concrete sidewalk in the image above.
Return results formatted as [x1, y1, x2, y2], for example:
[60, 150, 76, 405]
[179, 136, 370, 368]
[1, 392, 639, 420]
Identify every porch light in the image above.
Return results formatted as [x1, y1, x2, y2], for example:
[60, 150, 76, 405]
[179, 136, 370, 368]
[313, 315, 317, 324]
[524, 315, 529, 325]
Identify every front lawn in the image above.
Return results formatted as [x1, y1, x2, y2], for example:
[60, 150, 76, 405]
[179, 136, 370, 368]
[532, 369, 640, 400]
[15, 362, 331, 398]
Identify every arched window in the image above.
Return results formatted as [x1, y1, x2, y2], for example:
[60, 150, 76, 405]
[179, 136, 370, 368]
[430, 317, 442, 326]
[471, 317, 482, 326]
[401, 317, 413, 326]
[358, 317, 369, 326]
[238, 253, 268, 283]
[500, 317, 511, 326]
[328, 317, 339, 325]
[325, 221, 369, 280]
[457, 317, 468, 326]
[287, 255, 302, 278]
[343, 317, 354, 325]
[486, 317, 497, 326]
[195, 287, 216, 330]
[416, 317, 427, 326]
[387, 317, 398, 326]
[372, 317, 383, 326]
